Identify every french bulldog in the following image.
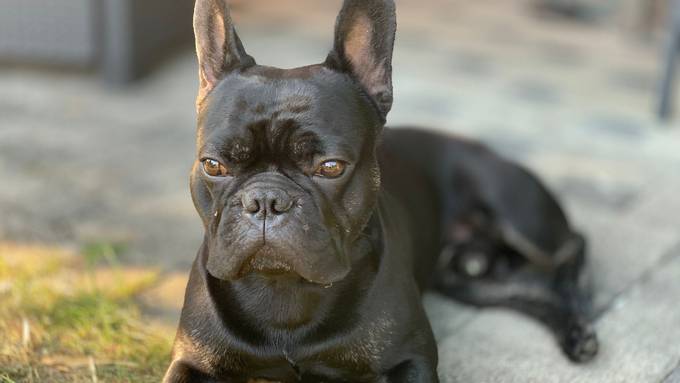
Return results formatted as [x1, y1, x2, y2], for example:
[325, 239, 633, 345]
[164, 0, 598, 382]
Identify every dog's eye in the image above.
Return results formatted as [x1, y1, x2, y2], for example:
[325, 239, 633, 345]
[315, 160, 346, 179]
[203, 158, 230, 177]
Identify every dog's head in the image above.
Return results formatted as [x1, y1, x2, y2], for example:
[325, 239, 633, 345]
[190, 0, 396, 285]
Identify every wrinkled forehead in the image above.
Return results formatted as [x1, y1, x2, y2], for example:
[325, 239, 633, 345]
[197, 66, 379, 148]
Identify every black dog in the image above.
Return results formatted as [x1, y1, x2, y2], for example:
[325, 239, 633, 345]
[164, 0, 598, 381]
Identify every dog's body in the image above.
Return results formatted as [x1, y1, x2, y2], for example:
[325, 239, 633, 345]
[164, 1, 598, 382]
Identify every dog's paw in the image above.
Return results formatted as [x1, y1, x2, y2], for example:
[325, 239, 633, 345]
[562, 321, 599, 363]
[456, 250, 492, 277]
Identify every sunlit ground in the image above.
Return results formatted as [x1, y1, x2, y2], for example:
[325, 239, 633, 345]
[0, 242, 176, 383]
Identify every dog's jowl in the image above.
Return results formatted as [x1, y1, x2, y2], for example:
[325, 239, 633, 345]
[164, 0, 599, 382]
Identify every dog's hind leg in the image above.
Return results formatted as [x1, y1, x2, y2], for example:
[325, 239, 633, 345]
[434, 233, 599, 363]
[550, 233, 599, 362]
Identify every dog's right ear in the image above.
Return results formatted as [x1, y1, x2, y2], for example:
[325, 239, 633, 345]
[193, 0, 255, 108]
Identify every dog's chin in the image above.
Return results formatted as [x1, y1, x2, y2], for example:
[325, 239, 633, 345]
[206, 244, 350, 287]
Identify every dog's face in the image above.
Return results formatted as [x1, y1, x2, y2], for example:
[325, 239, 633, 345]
[190, 0, 396, 285]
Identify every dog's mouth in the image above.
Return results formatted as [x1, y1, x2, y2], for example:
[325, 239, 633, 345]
[207, 233, 351, 286]
[238, 247, 295, 278]
[234, 246, 334, 287]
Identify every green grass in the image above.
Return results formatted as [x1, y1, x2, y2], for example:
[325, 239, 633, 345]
[0, 242, 173, 382]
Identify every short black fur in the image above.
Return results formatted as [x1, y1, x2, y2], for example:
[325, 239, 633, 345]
[164, 1, 599, 382]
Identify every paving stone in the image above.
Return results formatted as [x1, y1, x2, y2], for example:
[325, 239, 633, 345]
[398, 28, 440, 52]
[402, 95, 459, 118]
[533, 0, 608, 23]
[0, 87, 200, 269]
[448, 50, 496, 77]
[569, 204, 679, 312]
[534, 41, 588, 67]
[525, 151, 651, 215]
[507, 78, 562, 104]
[438, 250, 680, 383]
[555, 175, 639, 211]
[582, 114, 649, 139]
[627, 179, 680, 231]
[478, 129, 539, 160]
[482, 22, 527, 46]
[608, 69, 656, 94]
[424, 293, 478, 341]
[663, 365, 680, 383]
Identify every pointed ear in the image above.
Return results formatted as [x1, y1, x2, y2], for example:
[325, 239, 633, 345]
[193, 0, 255, 107]
[326, 0, 397, 122]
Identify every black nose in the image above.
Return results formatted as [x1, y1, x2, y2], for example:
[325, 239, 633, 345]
[241, 187, 294, 218]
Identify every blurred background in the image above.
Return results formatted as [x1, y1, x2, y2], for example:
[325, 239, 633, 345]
[1, 0, 680, 382]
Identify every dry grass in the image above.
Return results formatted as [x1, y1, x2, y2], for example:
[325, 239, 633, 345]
[0, 242, 174, 382]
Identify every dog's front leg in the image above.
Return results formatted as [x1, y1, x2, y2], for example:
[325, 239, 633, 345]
[381, 358, 440, 383]
[163, 360, 226, 383]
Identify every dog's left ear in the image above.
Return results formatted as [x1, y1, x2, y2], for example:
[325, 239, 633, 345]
[326, 0, 397, 122]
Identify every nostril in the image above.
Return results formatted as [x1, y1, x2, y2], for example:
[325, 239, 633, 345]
[271, 198, 293, 215]
[242, 195, 261, 214]
[242, 188, 294, 217]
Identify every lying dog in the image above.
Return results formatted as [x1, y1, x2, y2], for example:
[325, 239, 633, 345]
[164, 0, 599, 381]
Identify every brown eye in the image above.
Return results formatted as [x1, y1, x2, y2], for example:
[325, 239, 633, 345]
[203, 159, 229, 177]
[315, 160, 346, 178]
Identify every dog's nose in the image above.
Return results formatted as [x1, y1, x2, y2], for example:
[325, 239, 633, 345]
[241, 187, 294, 218]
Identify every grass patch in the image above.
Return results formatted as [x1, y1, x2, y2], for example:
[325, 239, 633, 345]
[0, 242, 173, 382]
